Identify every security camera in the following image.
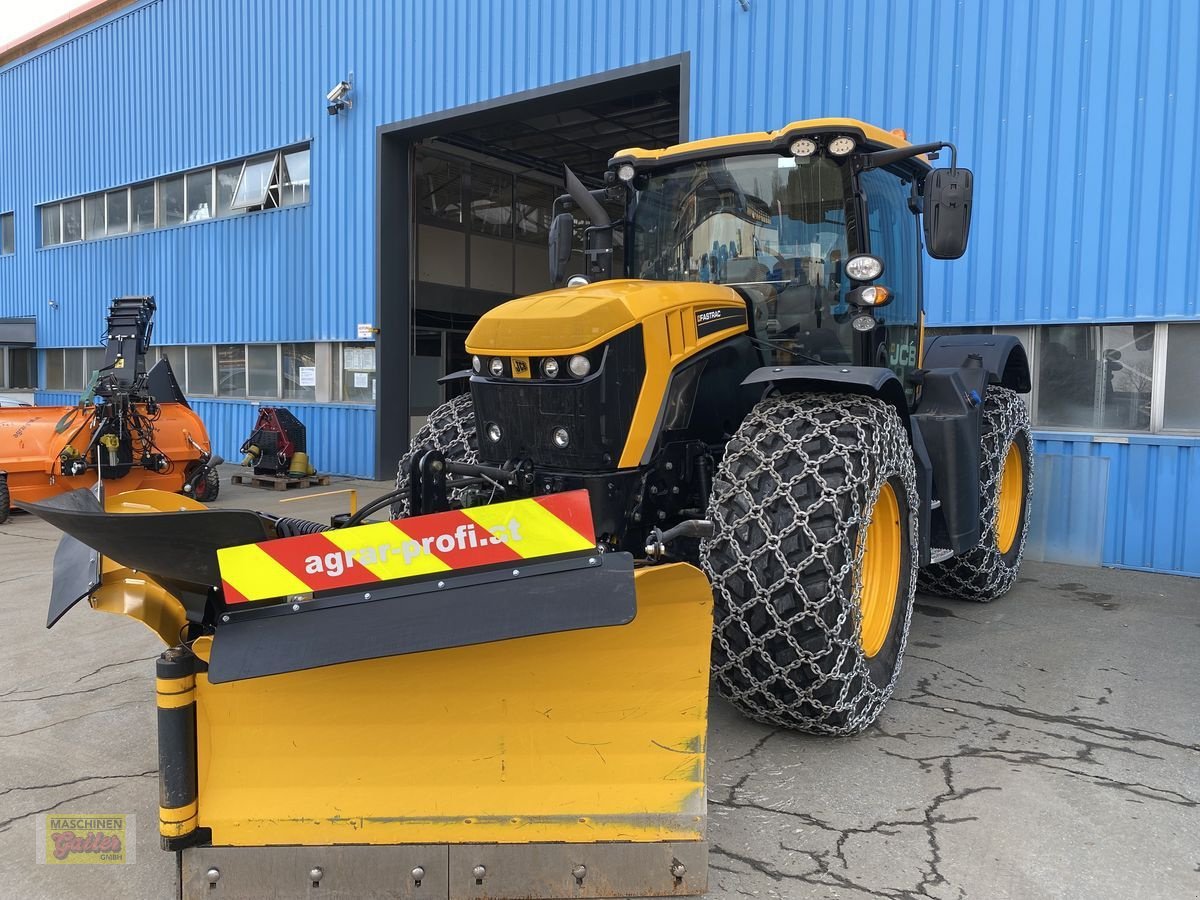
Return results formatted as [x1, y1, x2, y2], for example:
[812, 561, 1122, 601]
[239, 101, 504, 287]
[326, 80, 351, 103]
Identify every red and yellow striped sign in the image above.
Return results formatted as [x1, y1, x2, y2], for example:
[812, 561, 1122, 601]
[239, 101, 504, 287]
[217, 490, 597, 605]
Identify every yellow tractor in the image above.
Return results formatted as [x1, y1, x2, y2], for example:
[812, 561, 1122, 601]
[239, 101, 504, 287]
[24, 119, 1031, 899]
[398, 117, 1033, 734]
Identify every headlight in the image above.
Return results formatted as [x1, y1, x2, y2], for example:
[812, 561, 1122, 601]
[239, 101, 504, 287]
[552, 427, 570, 448]
[828, 135, 856, 156]
[844, 254, 884, 281]
[617, 163, 636, 182]
[471, 355, 481, 373]
[489, 357, 504, 377]
[542, 358, 560, 378]
[486, 422, 502, 443]
[568, 354, 591, 377]
[789, 138, 817, 157]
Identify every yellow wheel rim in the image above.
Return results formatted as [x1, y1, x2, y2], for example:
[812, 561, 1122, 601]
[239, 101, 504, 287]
[996, 442, 1024, 554]
[859, 481, 902, 658]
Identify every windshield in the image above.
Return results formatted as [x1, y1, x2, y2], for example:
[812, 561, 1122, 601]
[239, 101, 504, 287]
[629, 154, 857, 364]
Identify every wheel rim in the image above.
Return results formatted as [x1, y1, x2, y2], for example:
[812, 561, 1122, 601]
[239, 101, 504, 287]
[996, 442, 1024, 554]
[859, 481, 902, 658]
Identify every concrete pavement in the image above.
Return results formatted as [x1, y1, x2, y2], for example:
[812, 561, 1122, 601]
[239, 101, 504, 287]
[0, 474, 1196, 899]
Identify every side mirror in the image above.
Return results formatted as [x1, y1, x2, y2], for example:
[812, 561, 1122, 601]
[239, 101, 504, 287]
[923, 167, 973, 259]
[548, 212, 574, 285]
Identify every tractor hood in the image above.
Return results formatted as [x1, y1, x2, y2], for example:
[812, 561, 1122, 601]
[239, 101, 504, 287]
[465, 278, 744, 355]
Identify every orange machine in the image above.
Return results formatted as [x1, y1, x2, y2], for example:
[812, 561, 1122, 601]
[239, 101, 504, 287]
[0, 297, 221, 523]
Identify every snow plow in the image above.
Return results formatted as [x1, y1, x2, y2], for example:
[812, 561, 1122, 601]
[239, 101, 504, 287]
[0, 296, 221, 524]
[23, 484, 713, 898]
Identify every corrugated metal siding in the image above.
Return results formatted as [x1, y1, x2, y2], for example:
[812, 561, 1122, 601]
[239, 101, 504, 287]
[35, 391, 375, 477]
[1033, 434, 1200, 576]
[5, 0, 1198, 344]
[6, 1, 1200, 573]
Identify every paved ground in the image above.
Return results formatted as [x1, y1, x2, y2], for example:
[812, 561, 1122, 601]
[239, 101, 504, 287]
[0, 473, 1197, 899]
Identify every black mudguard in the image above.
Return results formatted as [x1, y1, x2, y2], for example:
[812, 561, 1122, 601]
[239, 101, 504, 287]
[922, 333, 1031, 392]
[742, 365, 912, 430]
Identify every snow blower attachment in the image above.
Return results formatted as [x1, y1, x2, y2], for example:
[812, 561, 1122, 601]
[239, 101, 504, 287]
[24, 482, 714, 899]
[0, 296, 221, 521]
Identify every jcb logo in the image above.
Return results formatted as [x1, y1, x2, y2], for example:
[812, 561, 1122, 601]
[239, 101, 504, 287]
[511, 357, 531, 378]
[889, 342, 917, 368]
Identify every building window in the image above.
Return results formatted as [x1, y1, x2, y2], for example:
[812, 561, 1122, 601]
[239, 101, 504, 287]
[216, 163, 243, 217]
[281, 342, 316, 401]
[6, 347, 36, 388]
[62, 199, 83, 243]
[186, 170, 214, 222]
[107, 189, 130, 235]
[0, 212, 13, 255]
[36, 144, 309, 247]
[131, 183, 156, 232]
[40, 205, 61, 247]
[84, 194, 106, 239]
[186, 346, 214, 395]
[415, 154, 464, 225]
[232, 153, 278, 210]
[280, 148, 310, 207]
[1035, 325, 1153, 432]
[932, 323, 1197, 436]
[159, 176, 185, 227]
[338, 342, 376, 403]
[44, 349, 64, 390]
[1163, 323, 1200, 431]
[64, 348, 85, 390]
[216, 345, 246, 397]
[247, 344, 279, 397]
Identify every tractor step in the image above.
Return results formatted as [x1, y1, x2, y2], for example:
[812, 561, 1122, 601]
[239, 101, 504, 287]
[929, 546, 954, 564]
[230, 472, 331, 491]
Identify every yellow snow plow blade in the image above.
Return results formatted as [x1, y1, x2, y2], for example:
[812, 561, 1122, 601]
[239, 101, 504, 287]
[188, 560, 713, 847]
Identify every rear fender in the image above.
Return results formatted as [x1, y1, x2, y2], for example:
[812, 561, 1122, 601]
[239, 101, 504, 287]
[921, 333, 1031, 393]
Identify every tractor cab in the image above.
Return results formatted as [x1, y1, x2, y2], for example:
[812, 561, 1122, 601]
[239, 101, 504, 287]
[551, 118, 974, 402]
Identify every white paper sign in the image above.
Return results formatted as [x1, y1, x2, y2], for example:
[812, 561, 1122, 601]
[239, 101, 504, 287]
[298, 366, 317, 387]
[353, 372, 369, 389]
[357, 323, 374, 339]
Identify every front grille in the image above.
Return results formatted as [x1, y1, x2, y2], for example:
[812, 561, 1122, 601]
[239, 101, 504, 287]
[470, 326, 645, 470]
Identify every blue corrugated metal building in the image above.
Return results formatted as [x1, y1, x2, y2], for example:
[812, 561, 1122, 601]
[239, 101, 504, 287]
[0, 0, 1196, 575]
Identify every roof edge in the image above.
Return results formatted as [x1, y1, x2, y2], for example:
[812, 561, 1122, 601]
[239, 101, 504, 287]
[0, 0, 140, 70]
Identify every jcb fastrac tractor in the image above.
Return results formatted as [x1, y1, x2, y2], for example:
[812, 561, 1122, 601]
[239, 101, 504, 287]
[22, 119, 1031, 900]
[396, 117, 1033, 735]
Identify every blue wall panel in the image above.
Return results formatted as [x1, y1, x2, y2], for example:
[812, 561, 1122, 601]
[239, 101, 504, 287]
[5, 0, 1199, 345]
[35, 391, 375, 478]
[1033, 434, 1200, 576]
[5, 0, 1200, 573]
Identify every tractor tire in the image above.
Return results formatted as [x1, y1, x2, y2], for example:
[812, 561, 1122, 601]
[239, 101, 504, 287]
[193, 466, 221, 502]
[390, 392, 478, 519]
[919, 387, 1033, 602]
[701, 393, 919, 735]
[0, 474, 9, 525]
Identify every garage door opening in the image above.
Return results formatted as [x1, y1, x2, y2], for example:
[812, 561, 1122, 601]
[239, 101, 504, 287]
[375, 55, 687, 478]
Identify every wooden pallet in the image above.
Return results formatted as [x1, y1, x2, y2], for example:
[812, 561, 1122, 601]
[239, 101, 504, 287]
[230, 472, 332, 491]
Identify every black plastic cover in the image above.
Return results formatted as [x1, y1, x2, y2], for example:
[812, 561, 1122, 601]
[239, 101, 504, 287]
[146, 358, 190, 407]
[18, 490, 273, 589]
[207, 552, 638, 683]
[46, 531, 101, 628]
[741, 365, 911, 428]
[922, 333, 1031, 393]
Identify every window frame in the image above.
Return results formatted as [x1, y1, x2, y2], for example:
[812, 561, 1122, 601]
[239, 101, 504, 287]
[0, 211, 13, 255]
